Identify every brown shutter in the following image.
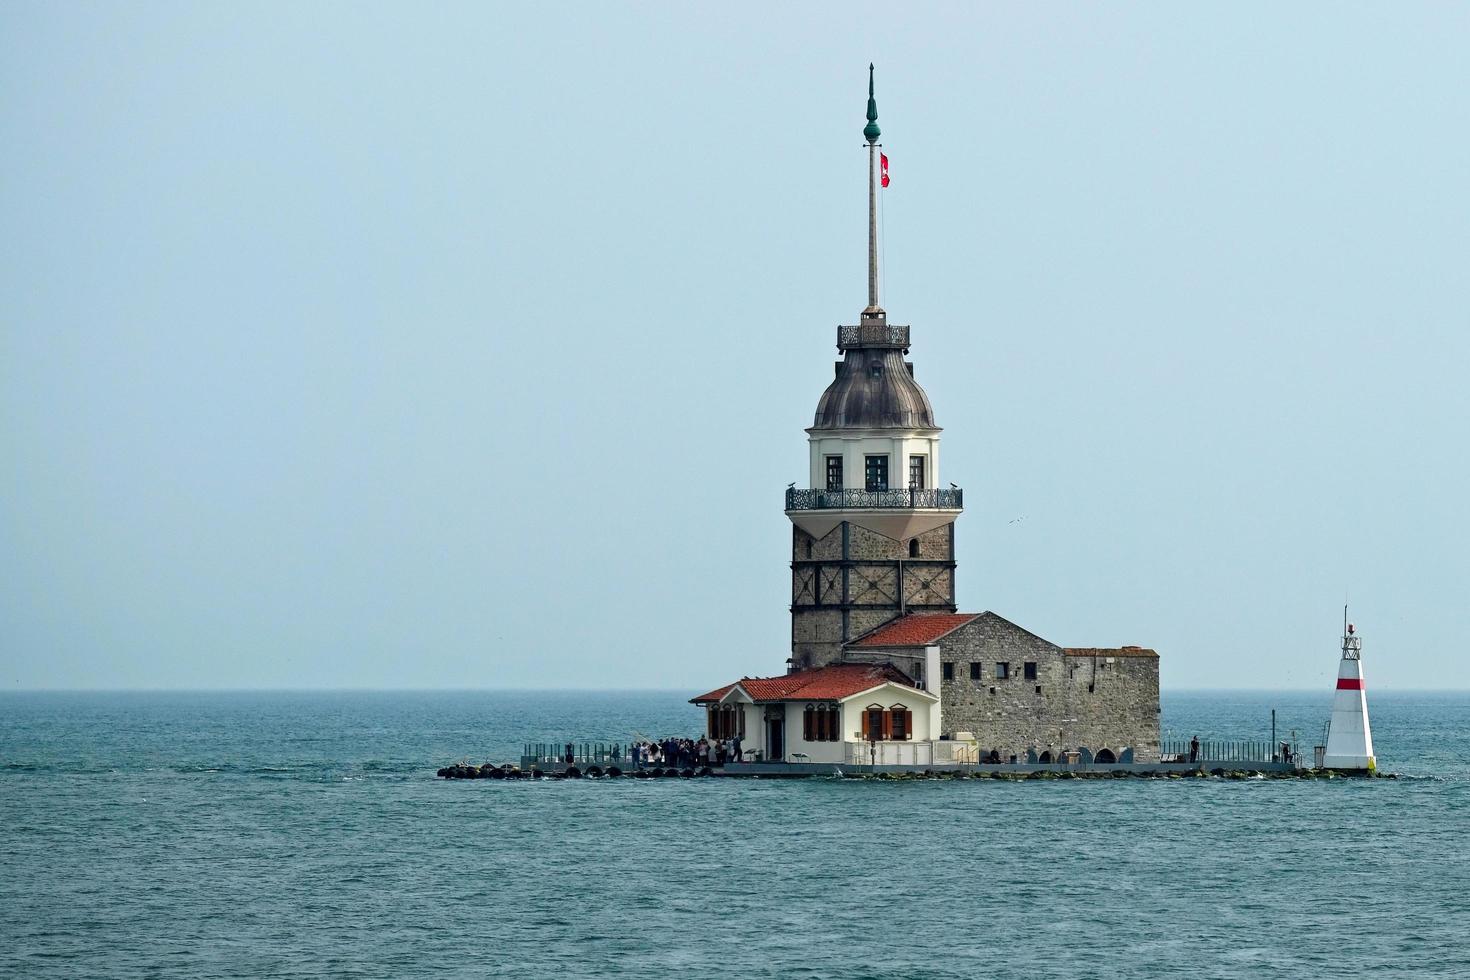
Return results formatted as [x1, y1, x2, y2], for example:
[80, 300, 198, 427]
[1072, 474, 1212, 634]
[882, 710, 892, 741]
[738, 708, 745, 738]
[861, 709, 870, 740]
[803, 707, 814, 742]
[708, 709, 717, 738]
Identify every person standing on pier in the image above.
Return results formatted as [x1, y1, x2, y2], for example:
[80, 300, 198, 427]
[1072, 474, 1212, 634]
[1189, 736, 1200, 763]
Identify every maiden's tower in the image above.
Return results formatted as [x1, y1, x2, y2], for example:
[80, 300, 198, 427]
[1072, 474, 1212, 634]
[694, 68, 1161, 766]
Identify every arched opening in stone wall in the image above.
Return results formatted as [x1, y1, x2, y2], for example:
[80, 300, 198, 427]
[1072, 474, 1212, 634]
[1037, 751, 1054, 764]
[1094, 748, 1118, 764]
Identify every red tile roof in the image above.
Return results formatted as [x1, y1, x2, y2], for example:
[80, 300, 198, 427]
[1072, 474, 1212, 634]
[690, 663, 923, 704]
[849, 613, 980, 648]
[1062, 647, 1158, 658]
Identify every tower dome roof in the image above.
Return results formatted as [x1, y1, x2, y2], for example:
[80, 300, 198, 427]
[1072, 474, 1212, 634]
[813, 347, 936, 430]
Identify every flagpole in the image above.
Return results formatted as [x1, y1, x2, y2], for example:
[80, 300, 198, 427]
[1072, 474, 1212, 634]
[863, 63, 882, 317]
[868, 140, 878, 313]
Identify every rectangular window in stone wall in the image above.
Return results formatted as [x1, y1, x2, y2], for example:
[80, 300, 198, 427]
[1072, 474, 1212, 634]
[1024, 661, 1037, 681]
[942, 661, 954, 681]
[969, 661, 981, 680]
[995, 662, 1010, 679]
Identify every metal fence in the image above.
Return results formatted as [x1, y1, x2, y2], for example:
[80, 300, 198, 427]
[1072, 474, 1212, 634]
[1159, 739, 1287, 764]
[785, 487, 963, 511]
[521, 742, 628, 766]
[838, 323, 910, 349]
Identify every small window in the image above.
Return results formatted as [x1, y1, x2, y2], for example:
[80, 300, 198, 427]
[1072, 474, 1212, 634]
[826, 455, 843, 491]
[941, 661, 954, 682]
[869, 363, 883, 380]
[865, 455, 889, 492]
[1035, 685, 1042, 695]
[1023, 662, 1037, 681]
[969, 662, 981, 680]
[995, 662, 1010, 680]
[989, 687, 996, 695]
[890, 705, 909, 741]
[1088, 683, 1095, 694]
[908, 539, 920, 558]
[909, 455, 926, 490]
[865, 706, 886, 740]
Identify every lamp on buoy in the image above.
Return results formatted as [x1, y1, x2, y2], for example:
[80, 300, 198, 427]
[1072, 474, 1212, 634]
[1321, 614, 1376, 772]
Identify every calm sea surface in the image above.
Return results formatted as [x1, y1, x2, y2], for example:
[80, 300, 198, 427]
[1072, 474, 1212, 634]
[3, 690, 1468, 979]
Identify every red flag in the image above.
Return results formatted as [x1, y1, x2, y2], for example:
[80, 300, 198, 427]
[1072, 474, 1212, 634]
[880, 153, 890, 187]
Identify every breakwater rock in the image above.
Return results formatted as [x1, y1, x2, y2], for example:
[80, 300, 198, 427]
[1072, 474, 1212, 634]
[436, 763, 719, 780]
[435, 763, 1395, 781]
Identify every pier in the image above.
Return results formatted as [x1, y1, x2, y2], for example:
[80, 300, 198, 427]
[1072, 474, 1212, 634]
[434, 738, 1385, 780]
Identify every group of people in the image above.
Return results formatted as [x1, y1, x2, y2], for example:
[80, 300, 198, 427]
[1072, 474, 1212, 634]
[631, 735, 743, 769]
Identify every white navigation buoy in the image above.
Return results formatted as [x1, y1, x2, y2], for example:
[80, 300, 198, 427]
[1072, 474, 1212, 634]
[1321, 619, 1376, 771]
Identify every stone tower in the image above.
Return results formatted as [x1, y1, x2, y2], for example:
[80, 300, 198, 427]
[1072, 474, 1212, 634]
[785, 66, 963, 669]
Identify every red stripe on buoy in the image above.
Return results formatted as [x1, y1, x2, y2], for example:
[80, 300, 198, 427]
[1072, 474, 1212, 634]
[1336, 677, 1364, 690]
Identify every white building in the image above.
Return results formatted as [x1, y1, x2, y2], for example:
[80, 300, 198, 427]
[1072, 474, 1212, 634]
[692, 663, 940, 766]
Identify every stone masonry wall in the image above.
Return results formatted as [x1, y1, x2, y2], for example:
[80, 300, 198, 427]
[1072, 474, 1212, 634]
[852, 612, 1160, 762]
[792, 520, 958, 669]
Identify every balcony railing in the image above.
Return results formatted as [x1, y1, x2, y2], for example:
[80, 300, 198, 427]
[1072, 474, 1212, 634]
[837, 323, 910, 350]
[785, 487, 963, 511]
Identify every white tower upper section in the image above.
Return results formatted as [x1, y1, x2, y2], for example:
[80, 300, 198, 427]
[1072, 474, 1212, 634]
[785, 65, 961, 545]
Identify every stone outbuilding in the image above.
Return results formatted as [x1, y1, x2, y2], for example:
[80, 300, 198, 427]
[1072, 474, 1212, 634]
[845, 612, 1160, 763]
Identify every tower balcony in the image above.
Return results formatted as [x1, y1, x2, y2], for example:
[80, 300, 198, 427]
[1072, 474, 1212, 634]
[785, 487, 962, 511]
[785, 486, 961, 541]
[837, 323, 910, 350]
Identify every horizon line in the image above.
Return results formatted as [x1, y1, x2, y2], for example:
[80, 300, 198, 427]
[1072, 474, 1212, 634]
[2, 686, 1465, 695]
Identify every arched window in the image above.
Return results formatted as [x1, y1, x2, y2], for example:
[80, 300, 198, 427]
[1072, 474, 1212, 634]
[909, 539, 920, 558]
[708, 707, 719, 738]
[889, 704, 910, 741]
[803, 704, 816, 742]
[828, 706, 841, 741]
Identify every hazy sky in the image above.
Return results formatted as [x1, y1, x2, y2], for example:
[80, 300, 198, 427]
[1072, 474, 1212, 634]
[3, 4, 1467, 691]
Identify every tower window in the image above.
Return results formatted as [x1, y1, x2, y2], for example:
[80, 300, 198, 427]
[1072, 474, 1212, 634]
[908, 539, 920, 558]
[909, 455, 926, 490]
[826, 456, 843, 491]
[1023, 662, 1037, 681]
[869, 363, 883, 380]
[995, 662, 1010, 680]
[969, 662, 981, 680]
[864, 455, 889, 491]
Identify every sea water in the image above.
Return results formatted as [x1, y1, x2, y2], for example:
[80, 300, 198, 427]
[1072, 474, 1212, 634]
[2, 690, 1467, 979]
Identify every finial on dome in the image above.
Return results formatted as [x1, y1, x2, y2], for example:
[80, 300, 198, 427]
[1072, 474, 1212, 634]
[864, 63, 881, 143]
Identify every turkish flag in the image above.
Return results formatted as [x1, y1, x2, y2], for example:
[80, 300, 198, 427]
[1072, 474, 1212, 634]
[880, 153, 890, 187]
